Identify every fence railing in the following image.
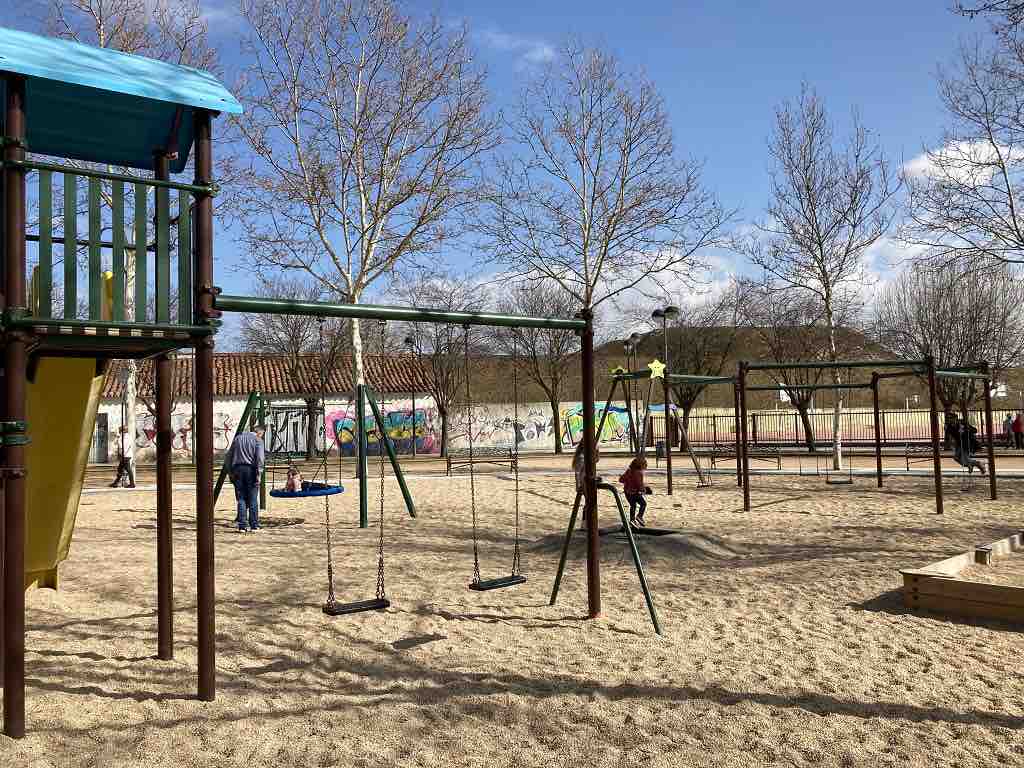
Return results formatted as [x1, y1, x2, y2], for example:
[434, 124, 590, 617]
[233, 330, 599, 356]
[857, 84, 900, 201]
[647, 408, 1021, 448]
[22, 160, 199, 325]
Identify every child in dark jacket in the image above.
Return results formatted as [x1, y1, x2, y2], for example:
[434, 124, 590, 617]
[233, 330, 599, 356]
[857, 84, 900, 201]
[619, 456, 651, 526]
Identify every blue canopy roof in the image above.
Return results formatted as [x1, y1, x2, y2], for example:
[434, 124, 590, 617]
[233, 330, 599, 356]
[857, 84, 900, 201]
[0, 26, 241, 173]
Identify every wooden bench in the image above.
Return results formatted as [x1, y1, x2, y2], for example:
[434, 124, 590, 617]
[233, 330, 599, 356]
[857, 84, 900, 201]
[904, 444, 958, 470]
[697, 444, 782, 471]
[445, 445, 517, 476]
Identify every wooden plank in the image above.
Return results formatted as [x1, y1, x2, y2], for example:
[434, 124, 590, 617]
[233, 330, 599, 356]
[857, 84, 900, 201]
[177, 190, 191, 324]
[134, 183, 147, 322]
[88, 177, 102, 320]
[37, 169, 52, 318]
[155, 183, 170, 322]
[988, 533, 1023, 558]
[63, 173, 77, 318]
[910, 593, 1024, 624]
[111, 180, 125, 321]
[904, 574, 1024, 607]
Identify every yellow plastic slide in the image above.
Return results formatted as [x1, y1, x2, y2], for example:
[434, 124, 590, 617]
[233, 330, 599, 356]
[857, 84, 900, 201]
[23, 356, 106, 590]
[21, 268, 111, 590]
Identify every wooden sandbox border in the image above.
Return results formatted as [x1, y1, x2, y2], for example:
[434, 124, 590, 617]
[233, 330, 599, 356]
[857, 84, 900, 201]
[901, 532, 1024, 624]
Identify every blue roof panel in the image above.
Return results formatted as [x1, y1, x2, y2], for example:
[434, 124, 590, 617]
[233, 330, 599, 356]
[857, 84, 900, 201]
[0, 27, 241, 172]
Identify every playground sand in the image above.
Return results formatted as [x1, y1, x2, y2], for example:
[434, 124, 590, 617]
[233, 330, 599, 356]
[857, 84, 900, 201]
[3, 473, 1024, 767]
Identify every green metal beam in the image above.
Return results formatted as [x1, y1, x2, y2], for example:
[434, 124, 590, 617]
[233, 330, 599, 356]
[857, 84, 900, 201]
[666, 374, 734, 385]
[745, 382, 871, 392]
[215, 293, 586, 331]
[746, 358, 926, 372]
[934, 370, 990, 381]
[3, 158, 213, 195]
[365, 386, 416, 519]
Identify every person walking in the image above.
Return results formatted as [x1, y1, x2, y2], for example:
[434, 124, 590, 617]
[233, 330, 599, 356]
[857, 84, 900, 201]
[1014, 413, 1024, 450]
[1003, 413, 1014, 448]
[109, 425, 136, 488]
[227, 424, 266, 532]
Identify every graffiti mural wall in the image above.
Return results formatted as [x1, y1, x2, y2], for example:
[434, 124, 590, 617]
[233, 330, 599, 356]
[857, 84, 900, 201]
[94, 394, 632, 462]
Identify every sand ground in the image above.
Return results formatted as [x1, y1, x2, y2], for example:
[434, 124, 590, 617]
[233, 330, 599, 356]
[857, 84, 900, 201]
[2, 470, 1024, 767]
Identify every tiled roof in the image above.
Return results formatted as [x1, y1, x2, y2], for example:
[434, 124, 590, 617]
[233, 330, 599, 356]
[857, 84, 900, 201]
[102, 352, 430, 399]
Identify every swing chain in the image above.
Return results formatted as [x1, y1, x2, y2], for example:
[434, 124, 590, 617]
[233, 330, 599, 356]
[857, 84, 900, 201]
[317, 315, 339, 607]
[376, 320, 387, 601]
[465, 325, 481, 585]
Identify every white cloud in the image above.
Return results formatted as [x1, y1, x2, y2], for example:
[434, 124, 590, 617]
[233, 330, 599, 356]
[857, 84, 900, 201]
[903, 139, 1021, 186]
[475, 27, 555, 68]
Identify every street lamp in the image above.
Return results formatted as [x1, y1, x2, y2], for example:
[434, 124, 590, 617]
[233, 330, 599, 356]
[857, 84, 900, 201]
[651, 305, 680, 494]
[404, 335, 417, 458]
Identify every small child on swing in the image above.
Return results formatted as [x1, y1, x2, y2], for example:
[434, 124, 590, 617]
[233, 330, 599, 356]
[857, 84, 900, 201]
[619, 456, 652, 527]
[285, 465, 304, 492]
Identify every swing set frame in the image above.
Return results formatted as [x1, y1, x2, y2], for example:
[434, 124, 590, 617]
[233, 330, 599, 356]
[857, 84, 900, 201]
[735, 357, 999, 514]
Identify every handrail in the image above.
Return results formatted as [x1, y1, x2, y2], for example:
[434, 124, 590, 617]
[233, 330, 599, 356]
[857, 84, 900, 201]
[3, 158, 215, 195]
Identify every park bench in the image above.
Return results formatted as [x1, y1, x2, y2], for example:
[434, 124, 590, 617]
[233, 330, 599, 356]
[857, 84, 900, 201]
[698, 443, 782, 471]
[445, 445, 518, 476]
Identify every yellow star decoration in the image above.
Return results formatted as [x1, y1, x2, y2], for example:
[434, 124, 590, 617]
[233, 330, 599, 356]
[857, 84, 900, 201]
[611, 365, 627, 375]
[648, 359, 666, 380]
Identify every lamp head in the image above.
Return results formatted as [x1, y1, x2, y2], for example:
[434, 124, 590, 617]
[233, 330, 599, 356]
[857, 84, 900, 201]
[664, 305, 680, 320]
[629, 332, 642, 344]
[622, 340, 633, 352]
[651, 308, 664, 321]
[403, 335, 415, 348]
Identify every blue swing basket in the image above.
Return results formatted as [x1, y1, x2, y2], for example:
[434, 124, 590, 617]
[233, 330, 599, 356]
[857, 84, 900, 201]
[269, 481, 345, 499]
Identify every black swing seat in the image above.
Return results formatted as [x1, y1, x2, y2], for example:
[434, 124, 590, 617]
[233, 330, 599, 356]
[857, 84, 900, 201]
[599, 523, 680, 537]
[323, 597, 390, 616]
[469, 574, 527, 591]
[825, 478, 855, 485]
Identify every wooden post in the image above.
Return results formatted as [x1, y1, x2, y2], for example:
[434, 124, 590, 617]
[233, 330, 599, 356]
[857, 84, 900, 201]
[739, 363, 751, 511]
[733, 383, 742, 488]
[983, 368, 997, 501]
[193, 109, 216, 700]
[3, 74, 28, 739]
[925, 356, 944, 515]
[155, 353, 174, 660]
[153, 154, 174, 662]
[580, 310, 600, 619]
[872, 373, 883, 489]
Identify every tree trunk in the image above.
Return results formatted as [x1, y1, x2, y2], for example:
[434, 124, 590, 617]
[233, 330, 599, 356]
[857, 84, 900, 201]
[827, 321, 843, 470]
[679, 404, 693, 451]
[439, 406, 450, 457]
[350, 316, 365, 389]
[550, 397, 563, 454]
[304, 397, 318, 460]
[125, 360, 138, 466]
[798, 406, 816, 452]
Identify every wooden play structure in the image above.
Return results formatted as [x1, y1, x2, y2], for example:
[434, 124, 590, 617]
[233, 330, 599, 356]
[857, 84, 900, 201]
[0, 26, 614, 738]
[901, 532, 1024, 624]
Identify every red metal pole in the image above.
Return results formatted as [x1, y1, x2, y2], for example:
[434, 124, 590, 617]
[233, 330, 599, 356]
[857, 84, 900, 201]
[926, 356, 944, 515]
[983, 368, 997, 501]
[739, 363, 751, 511]
[3, 74, 28, 739]
[872, 373, 883, 488]
[580, 309, 600, 619]
[193, 110, 216, 699]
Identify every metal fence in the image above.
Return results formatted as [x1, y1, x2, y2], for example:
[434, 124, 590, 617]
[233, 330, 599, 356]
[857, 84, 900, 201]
[647, 408, 1021, 448]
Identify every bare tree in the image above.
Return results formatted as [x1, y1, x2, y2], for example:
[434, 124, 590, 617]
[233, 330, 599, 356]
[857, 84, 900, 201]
[901, 39, 1024, 269]
[239, 279, 349, 457]
[740, 84, 899, 467]
[35, 0, 217, 468]
[873, 261, 1024, 416]
[955, 2, 1024, 29]
[493, 281, 581, 454]
[662, 291, 740, 449]
[397, 274, 485, 456]
[482, 42, 729, 313]
[230, 0, 498, 394]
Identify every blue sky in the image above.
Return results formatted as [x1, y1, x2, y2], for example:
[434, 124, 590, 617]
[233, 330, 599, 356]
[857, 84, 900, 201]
[196, 0, 983, 291]
[8, 1, 993, 332]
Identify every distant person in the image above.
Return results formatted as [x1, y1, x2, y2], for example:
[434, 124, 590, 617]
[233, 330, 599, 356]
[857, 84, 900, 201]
[619, 456, 653, 527]
[1004, 414, 1014, 447]
[109, 425, 136, 488]
[953, 417, 986, 475]
[227, 424, 266, 532]
[1014, 413, 1024, 450]
[284, 465, 303, 493]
